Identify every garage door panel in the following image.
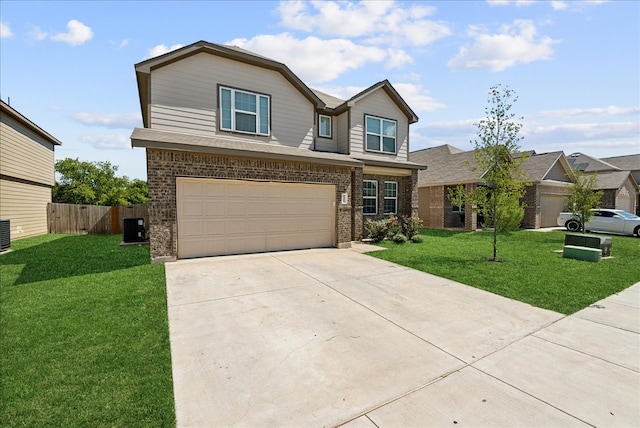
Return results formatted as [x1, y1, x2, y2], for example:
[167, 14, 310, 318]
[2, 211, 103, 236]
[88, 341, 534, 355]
[203, 201, 225, 216]
[177, 178, 336, 258]
[541, 194, 567, 227]
[180, 221, 204, 237]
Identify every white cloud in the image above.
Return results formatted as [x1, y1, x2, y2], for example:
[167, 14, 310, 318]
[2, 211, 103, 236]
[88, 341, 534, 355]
[393, 83, 445, 112]
[447, 20, 559, 72]
[528, 121, 639, 141]
[490, 0, 609, 10]
[27, 25, 48, 42]
[80, 133, 131, 150]
[487, 0, 535, 6]
[51, 19, 93, 46]
[73, 112, 141, 129]
[227, 34, 387, 83]
[146, 43, 184, 59]
[277, 0, 451, 46]
[537, 105, 640, 118]
[385, 48, 414, 69]
[1, 21, 12, 38]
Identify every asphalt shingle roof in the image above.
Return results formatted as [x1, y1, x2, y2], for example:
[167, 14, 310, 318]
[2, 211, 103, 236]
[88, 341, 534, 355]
[409, 145, 570, 186]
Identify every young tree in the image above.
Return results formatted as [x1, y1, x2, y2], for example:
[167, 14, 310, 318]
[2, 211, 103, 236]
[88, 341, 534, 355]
[53, 158, 148, 205]
[565, 169, 603, 233]
[450, 85, 529, 261]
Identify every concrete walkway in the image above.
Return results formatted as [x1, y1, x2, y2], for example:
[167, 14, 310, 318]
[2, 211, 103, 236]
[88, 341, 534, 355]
[165, 248, 640, 427]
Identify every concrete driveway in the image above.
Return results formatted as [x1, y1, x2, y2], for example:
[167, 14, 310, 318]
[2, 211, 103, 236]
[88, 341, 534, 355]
[165, 247, 640, 427]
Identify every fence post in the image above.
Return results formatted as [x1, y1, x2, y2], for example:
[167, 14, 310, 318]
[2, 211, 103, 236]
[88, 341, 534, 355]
[110, 206, 119, 235]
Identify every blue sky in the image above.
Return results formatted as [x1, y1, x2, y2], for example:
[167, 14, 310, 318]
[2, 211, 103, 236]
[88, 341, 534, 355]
[1, 0, 638, 180]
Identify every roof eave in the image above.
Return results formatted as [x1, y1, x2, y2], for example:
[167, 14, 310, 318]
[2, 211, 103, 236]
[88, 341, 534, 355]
[134, 41, 326, 119]
[0, 100, 63, 146]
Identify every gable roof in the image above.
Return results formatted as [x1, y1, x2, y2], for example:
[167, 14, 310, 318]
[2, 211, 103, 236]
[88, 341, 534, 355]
[567, 152, 620, 172]
[312, 80, 419, 124]
[134, 40, 325, 128]
[347, 80, 418, 124]
[410, 145, 573, 186]
[601, 154, 640, 172]
[410, 145, 479, 186]
[0, 100, 62, 146]
[522, 151, 574, 183]
[594, 170, 639, 190]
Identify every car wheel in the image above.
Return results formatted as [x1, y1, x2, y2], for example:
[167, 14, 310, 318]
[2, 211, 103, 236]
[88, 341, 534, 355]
[634, 226, 640, 237]
[565, 220, 580, 231]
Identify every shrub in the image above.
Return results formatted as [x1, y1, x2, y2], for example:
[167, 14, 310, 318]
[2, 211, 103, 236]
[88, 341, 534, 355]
[392, 233, 408, 243]
[364, 218, 390, 243]
[410, 235, 424, 243]
[399, 213, 423, 239]
[364, 213, 424, 244]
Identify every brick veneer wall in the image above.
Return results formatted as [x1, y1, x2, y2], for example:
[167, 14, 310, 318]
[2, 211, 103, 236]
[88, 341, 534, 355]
[362, 172, 417, 221]
[601, 189, 616, 209]
[522, 185, 538, 229]
[146, 148, 356, 261]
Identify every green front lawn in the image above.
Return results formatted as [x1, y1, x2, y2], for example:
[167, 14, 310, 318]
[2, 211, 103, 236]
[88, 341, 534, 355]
[0, 234, 175, 427]
[369, 229, 640, 314]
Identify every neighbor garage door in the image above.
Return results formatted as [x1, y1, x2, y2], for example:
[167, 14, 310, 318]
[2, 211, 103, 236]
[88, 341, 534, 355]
[176, 178, 336, 258]
[540, 193, 567, 227]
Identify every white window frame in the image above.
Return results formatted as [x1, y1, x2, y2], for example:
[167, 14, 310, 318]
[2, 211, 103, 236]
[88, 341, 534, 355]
[363, 180, 377, 215]
[452, 204, 465, 213]
[383, 181, 398, 215]
[219, 86, 270, 136]
[365, 115, 396, 154]
[319, 114, 332, 138]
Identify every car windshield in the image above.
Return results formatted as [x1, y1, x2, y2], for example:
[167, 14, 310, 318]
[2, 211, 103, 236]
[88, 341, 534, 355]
[616, 211, 640, 219]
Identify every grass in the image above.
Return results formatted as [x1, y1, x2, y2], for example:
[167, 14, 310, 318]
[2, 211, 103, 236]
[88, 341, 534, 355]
[0, 234, 175, 427]
[369, 228, 640, 315]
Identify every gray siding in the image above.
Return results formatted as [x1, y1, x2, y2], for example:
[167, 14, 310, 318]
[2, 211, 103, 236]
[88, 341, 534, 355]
[348, 88, 409, 161]
[0, 115, 56, 186]
[150, 53, 315, 149]
[544, 160, 571, 182]
[314, 114, 337, 152]
[0, 179, 50, 240]
[336, 112, 349, 154]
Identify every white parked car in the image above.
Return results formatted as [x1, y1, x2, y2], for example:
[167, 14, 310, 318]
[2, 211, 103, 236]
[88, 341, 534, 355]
[557, 209, 640, 237]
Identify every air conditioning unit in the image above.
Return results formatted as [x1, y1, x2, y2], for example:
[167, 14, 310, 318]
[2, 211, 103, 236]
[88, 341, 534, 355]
[0, 219, 10, 252]
[123, 217, 145, 243]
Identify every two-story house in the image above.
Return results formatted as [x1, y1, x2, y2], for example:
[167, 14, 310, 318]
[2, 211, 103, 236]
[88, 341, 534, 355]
[1, 100, 62, 241]
[131, 41, 424, 261]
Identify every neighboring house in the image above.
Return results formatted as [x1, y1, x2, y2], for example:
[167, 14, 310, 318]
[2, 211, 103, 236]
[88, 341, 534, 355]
[567, 153, 639, 215]
[0, 100, 62, 241]
[601, 154, 640, 215]
[131, 41, 423, 261]
[409, 145, 574, 230]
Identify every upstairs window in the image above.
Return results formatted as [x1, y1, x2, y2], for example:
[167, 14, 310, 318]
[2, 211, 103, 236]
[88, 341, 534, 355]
[363, 180, 377, 215]
[383, 181, 397, 214]
[319, 115, 332, 138]
[365, 115, 396, 154]
[220, 87, 270, 136]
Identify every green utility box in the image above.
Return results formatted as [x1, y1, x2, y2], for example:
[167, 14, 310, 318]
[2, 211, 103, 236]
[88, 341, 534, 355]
[563, 245, 602, 262]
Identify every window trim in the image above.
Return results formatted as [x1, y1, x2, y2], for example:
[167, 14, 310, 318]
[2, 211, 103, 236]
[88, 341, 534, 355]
[383, 181, 398, 215]
[318, 114, 332, 138]
[363, 180, 378, 215]
[365, 114, 397, 154]
[219, 85, 271, 136]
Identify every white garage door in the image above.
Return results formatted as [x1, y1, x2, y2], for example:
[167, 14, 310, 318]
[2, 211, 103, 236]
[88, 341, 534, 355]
[176, 178, 336, 258]
[540, 193, 567, 227]
[616, 188, 633, 213]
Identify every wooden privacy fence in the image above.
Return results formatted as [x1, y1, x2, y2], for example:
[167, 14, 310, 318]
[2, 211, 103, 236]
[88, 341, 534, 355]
[47, 203, 149, 235]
